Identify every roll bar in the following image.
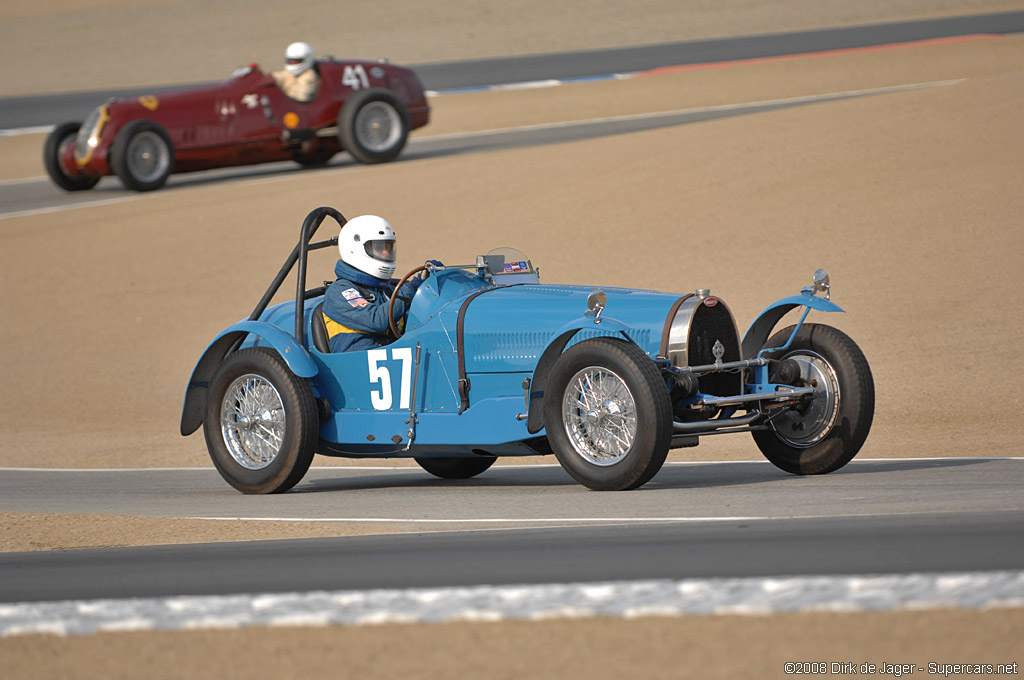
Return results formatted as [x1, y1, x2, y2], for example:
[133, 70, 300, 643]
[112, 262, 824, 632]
[245, 206, 347, 347]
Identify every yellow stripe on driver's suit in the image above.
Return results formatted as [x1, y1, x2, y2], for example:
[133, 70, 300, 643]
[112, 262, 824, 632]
[322, 312, 367, 338]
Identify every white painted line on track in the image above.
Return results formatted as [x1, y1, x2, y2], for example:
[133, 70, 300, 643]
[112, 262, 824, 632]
[3, 571, 1021, 637]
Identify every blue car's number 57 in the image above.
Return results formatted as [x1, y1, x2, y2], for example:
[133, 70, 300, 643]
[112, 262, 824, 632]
[367, 348, 412, 410]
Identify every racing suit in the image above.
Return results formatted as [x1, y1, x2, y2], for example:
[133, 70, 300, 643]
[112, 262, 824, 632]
[321, 260, 422, 353]
[272, 68, 320, 103]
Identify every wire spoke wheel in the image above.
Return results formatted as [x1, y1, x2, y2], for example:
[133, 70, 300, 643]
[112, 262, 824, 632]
[562, 367, 638, 466]
[111, 120, 174, 191]
[338, 89, 410, 164]
[125, 131, 172, 183]
[203, 348, 318, 494]
[220, 374, 286, 470]
[545, 337, 671, 491]
[354, 102, 402, 152]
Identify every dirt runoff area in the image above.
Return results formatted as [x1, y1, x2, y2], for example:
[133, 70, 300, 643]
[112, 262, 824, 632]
[3, 611, 1022, 679]
[1, 0, 1021, 96]
[1, 2, 1023, 677]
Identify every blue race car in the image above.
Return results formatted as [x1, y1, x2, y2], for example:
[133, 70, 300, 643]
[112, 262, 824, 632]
[181, 207, 874, 493]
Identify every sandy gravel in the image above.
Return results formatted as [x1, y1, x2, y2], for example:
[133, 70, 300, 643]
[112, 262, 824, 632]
[0, 512, 405, 552]
[3, 610, 1022, 680]
[3, 34, 1021, 474]
[1, 24, 1022, 552]
[1, 2, 1022, 676]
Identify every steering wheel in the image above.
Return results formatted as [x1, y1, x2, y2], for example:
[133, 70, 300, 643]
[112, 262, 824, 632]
[388, 265, 430, 337]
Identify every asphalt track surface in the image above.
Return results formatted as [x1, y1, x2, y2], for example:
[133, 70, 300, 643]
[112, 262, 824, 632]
[1, 459, 1022, 603]
[3, 513, 1024, 604]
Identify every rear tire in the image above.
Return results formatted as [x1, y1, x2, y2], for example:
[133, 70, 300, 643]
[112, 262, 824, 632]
[203, 348, 318, 494]
[43, 122, 100, 191]
[544, 337, 672, 490]
[752, 324, 874, 474]
[338, 88, 410, 164]
[110, 119, 174, 191]
[415, 456, 496, 480]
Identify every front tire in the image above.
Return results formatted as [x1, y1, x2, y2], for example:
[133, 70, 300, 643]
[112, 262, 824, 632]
[415, 456, 496, 480]
[752, 324, 874, 475]
[544, 337, 672, 490]
[203, 348, 319, 494]
[110, 119, 174, 191]
[43, 122, 100, 191]
[338, 89, 410, 164]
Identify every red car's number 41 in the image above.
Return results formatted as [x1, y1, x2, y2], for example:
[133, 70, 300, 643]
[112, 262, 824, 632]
[342, 64, 370, 90]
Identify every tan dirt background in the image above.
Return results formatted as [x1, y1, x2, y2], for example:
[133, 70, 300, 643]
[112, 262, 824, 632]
[2, 0, 1023, 96]
[1, 1, 1023, 677]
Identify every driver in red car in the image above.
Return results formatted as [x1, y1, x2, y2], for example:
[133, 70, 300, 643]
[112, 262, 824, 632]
[272, 41, 321, 103]
[322, 215, 434, 353]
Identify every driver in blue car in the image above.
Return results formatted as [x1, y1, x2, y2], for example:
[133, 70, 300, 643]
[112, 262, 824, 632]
[322, 215, 434, 353]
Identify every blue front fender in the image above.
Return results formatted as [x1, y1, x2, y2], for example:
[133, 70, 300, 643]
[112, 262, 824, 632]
[523, 314, 640, 434]
[741, 294, 845, 359]
[179, 321, 319, 436]
[551, 313, 634, 338]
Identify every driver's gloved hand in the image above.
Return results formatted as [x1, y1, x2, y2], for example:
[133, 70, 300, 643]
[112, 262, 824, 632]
[403, 261, 442, 293]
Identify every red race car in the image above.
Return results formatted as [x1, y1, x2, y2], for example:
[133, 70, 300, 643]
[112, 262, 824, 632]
[44, 58, 430, 192]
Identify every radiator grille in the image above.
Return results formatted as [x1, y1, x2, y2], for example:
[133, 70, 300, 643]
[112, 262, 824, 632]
[689, 304, 742, 396]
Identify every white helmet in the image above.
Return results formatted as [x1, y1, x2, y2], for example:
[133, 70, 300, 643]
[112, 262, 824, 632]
[338, 215, 397, 280]
[284, 41, 314, 76]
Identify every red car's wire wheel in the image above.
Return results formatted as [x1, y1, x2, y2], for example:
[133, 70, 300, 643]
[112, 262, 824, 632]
[338, 89, 410, 164]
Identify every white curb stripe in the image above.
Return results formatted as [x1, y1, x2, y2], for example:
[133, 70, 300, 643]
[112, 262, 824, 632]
[2, 571, 1021, 637]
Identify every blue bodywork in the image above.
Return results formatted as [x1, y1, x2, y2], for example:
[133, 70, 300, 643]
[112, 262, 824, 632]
[182, 262, 842, 459]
